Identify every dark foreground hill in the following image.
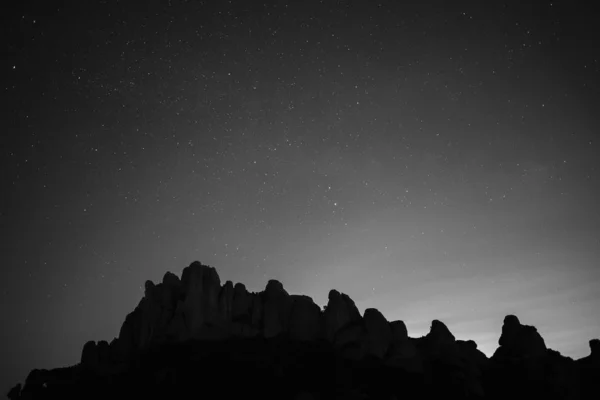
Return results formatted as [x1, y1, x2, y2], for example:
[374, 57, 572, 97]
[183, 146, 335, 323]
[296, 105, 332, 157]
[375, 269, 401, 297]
[7, 261, 600, 400]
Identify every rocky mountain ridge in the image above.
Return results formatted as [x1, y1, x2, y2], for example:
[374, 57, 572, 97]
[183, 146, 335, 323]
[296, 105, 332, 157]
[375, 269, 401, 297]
[7, 261, 600, 400]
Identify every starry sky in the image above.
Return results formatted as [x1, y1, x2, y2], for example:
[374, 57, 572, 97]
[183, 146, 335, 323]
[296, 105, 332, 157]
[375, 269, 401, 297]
[2, 0, 600, 393]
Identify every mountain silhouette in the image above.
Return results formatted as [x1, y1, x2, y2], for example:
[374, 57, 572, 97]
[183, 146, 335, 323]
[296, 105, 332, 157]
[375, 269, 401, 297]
[6, 261, 600, 400]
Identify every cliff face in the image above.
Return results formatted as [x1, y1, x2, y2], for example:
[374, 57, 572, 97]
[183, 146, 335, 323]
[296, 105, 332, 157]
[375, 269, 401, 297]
[7, 261, 600, 400]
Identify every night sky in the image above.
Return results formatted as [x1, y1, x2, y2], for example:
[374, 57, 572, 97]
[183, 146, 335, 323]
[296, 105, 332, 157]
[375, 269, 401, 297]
[2, 0, 600, 393]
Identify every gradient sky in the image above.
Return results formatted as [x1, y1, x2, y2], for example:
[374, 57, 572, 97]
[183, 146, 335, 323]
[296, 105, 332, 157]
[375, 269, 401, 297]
[2, 0, 599, 394]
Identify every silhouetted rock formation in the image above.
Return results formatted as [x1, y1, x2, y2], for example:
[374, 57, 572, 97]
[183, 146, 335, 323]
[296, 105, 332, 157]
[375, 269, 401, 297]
[6, 261, 600, 400]
[288, 294, 322, 341]
[580, 339, 600, 363]
[323, 288, 362, 341]
[492, 314, 547, 360]
[577, 339, 600, 398]
[6, 384, 20, 400]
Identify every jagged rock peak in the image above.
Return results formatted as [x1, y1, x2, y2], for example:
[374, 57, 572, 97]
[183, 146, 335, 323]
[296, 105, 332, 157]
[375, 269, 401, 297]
[177, 261, 223, 339]
[162, 271, 180, 286]
[323, 289, 361, 342]
[181, 261, 221, 289]
[232, 282, 252, 320]
[6, 383, 21, 400]
[144, 280, 155, 297]
[262, 279, 292, 338]
[363, 308, 392, 358]
[428, 319, 455, 342]
[364, 308, 387, 322]
[389, 320, 408, 342]
[590, 338, 600, 357]
[288, 295, 322, 341]
[494, 314, 547, 360]
[499, 314, 521, 346]
[81, 340, 98, 367]
[264, 279, 288, 297]
[464, 339, 478, 350]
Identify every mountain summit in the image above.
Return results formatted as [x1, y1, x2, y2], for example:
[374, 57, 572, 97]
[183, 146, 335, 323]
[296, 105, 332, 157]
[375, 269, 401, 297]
[7, 261, 600, 400]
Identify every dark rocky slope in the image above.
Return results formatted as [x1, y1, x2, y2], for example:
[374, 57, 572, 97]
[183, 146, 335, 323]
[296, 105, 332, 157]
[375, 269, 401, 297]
[7, 261, 600, 400]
